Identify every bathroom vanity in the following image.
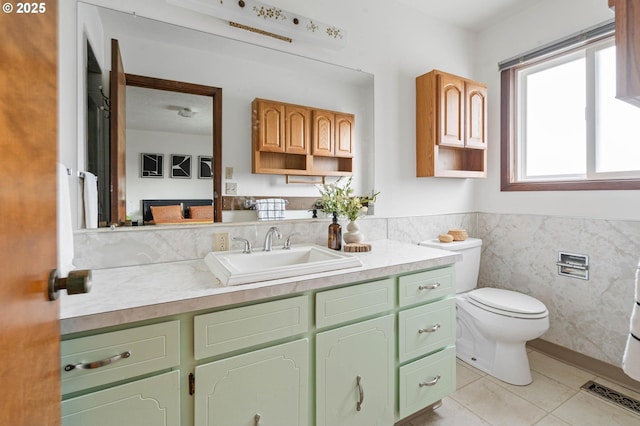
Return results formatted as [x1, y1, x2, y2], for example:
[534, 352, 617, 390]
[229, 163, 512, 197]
[59, 240, 460, 426]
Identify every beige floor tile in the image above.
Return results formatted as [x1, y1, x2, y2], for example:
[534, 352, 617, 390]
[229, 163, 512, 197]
[456, 360, 485, 390]
[534, 414, 572, 425]
[528, 350, 596, 390]
[553, 392, 640, 426]
[451, 377, 547, 426]
[408, 397, 491, 426]
[487, 371, 577, 412]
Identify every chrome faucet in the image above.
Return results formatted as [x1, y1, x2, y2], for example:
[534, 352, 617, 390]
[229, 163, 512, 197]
[263, 226, 282, 252]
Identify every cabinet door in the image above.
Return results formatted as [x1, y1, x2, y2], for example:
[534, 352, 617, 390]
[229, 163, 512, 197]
[465, 82, 487, 149]
[312, 109, 335, 156]
[285, 105, 311, 154]
[334, 113, 355, 158]
[316, 315, 394, 426]
[257, 100, 285, 152]
[195, 339, 309, 426]
[437, 74, 465, 147]
[61, 371, 180, 426]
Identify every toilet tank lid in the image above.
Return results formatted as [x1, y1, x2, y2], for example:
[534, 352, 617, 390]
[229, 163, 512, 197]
[419, 237, 482, 251]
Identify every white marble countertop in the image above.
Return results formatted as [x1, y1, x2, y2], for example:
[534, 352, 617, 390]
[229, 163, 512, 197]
[60, 239, 460, 335]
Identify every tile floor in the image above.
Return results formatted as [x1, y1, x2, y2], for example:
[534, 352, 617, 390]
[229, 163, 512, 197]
[406, 349, 640, 426]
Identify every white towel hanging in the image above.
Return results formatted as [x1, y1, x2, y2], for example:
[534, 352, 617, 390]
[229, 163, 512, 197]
[82, 171, 98, 229]
[622, 261, 640, 381]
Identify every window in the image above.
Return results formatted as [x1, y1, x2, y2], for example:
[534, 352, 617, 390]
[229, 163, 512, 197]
[501, 27, 640, 191]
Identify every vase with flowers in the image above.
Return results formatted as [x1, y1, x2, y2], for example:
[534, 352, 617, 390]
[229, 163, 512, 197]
[316, 177, 379, 248]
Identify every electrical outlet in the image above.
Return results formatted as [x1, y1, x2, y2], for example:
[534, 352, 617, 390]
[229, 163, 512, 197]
[213, 232, 230, 251]
[225, 182, 237, 195]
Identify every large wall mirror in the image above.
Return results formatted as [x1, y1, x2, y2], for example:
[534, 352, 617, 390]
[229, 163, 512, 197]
[77, 2, 375, 227]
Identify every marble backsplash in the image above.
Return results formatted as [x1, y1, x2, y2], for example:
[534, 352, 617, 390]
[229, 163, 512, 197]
[477, 213, 640, 367]
[72, 212, 639, 367]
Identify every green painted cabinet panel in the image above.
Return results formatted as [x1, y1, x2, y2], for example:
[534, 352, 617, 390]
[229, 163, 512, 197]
[398, 346, 456, 418]
[398, 298, 456, 363]
[398, 266, 455, 307]
[61, 370, 180, 426]
[61, 320, 180, 394]
[194, 295, 309, 360]
[195, 338, 310, 425]
[316, 315, 395, 426]
[316, 278, 395, 328]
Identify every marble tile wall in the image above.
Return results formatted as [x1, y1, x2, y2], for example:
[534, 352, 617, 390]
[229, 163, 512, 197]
[477, 213, 640, 366]
[74, 211, 638, 366]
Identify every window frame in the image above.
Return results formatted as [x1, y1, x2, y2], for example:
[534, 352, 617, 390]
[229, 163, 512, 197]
[501, 33, 640, 191]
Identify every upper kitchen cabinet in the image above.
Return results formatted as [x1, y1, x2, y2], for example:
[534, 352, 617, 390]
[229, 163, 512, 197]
[416, 69, 487, 178]
[609, 0, 640, 107]
[253, 98, 354, 178]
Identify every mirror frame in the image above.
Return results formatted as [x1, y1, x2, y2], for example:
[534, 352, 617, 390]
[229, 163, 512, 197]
[124, 73, 223, 222]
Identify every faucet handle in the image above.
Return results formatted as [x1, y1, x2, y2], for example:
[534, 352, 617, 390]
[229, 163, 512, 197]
[232, 237, 252, 254]
[283, 232, 299, 250]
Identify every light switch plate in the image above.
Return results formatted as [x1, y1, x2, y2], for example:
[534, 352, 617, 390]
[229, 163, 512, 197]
[225, 182, 237, 195]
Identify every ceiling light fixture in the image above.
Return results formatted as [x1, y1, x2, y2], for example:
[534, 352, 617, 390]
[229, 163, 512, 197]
[178, 107, 197, 118]
[166, 0, 347, 48]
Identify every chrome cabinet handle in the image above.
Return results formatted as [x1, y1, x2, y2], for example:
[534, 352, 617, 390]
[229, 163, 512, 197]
[418, 282, 441, 290]
[356, 375, 364, 411]
[418, 323, 441, 334]
[254, 414, 261, 425]
[64, 351, 131, 372]
[419, 375, 441, 387]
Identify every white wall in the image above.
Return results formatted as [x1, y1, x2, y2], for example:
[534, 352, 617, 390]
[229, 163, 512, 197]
[474, 0, 640, 221]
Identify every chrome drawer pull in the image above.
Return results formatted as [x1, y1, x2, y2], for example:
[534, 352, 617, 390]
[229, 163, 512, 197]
[418, 282, 441, 290]
[418, 323, 441, 334]
[64, 351, 131, 372]
[419, 375, 441, 387]
[254, 414, 261, 425]
[356, 375, 364, 411]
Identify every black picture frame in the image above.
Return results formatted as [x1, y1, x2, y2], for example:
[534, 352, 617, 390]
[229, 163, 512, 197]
[141, 153, 163, 178]
[171, 154, 192, 179]
[198, 156, 213, 179]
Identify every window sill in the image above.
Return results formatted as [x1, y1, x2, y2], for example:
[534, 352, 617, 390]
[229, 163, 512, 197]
[501, 179, 640, 191]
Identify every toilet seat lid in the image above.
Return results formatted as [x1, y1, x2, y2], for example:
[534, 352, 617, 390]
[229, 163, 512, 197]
[467, 288, 548, 318]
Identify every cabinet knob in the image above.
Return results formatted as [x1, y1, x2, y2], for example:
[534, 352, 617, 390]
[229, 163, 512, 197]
[254, 414, 261, 425]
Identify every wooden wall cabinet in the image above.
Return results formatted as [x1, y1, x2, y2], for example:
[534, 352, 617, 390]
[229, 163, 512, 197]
[609, 0, 640, 107]
[253, 99, 354, 179]
[416, 69, 487, 178]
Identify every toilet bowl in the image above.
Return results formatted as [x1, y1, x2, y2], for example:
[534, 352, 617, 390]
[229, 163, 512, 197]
[419, 238, 549, 385]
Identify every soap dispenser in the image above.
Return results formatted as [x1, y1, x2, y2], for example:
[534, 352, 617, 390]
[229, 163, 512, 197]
[328, 212, 342, 251]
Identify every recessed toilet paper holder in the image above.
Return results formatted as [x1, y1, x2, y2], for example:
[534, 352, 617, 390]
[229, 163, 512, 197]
[556, 252, 589, 280]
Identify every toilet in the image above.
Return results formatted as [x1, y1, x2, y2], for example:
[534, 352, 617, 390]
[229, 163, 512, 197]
[419, 237, 549, 385]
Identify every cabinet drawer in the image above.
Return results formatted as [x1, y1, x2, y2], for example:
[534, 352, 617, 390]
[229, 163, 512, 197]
[316, 278, 394, 328]
[62, 370, 180, 426]
[398, 298, 455, 363]
[399, 346, 456, 418]
[61, 321, 180, 395]
[398, 267, 455, 307]
[194, 295, 309, 360]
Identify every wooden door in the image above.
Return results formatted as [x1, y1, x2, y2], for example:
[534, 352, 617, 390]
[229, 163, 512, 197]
[109, 39, 127, 225]
[316, 315, 395, 426]
[334, 113, 355, 158]
[285, 104, 310, 154]
[0, 2, 61, 425]
[437, 73, 465, 148]
[312, 109, 335, 156]
[465, 82, 487, 149]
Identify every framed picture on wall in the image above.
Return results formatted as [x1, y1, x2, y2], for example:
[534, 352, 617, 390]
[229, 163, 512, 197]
[141, 153, 163, 178]
[171, 154, 192, 178]
[198, 156, 213, 179]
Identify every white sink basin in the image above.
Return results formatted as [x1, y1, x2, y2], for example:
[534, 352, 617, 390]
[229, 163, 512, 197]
[204, 244, 363, 286]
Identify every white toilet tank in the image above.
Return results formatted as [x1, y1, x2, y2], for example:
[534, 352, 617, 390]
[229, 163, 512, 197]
[419, 237, 482, 293]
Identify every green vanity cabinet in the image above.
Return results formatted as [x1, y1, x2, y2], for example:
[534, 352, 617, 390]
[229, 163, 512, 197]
[316, 315, 395, 426]
[60, 321, 181, 426]
[60, 264, 458, 425]
[194, 339, 310, 425]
